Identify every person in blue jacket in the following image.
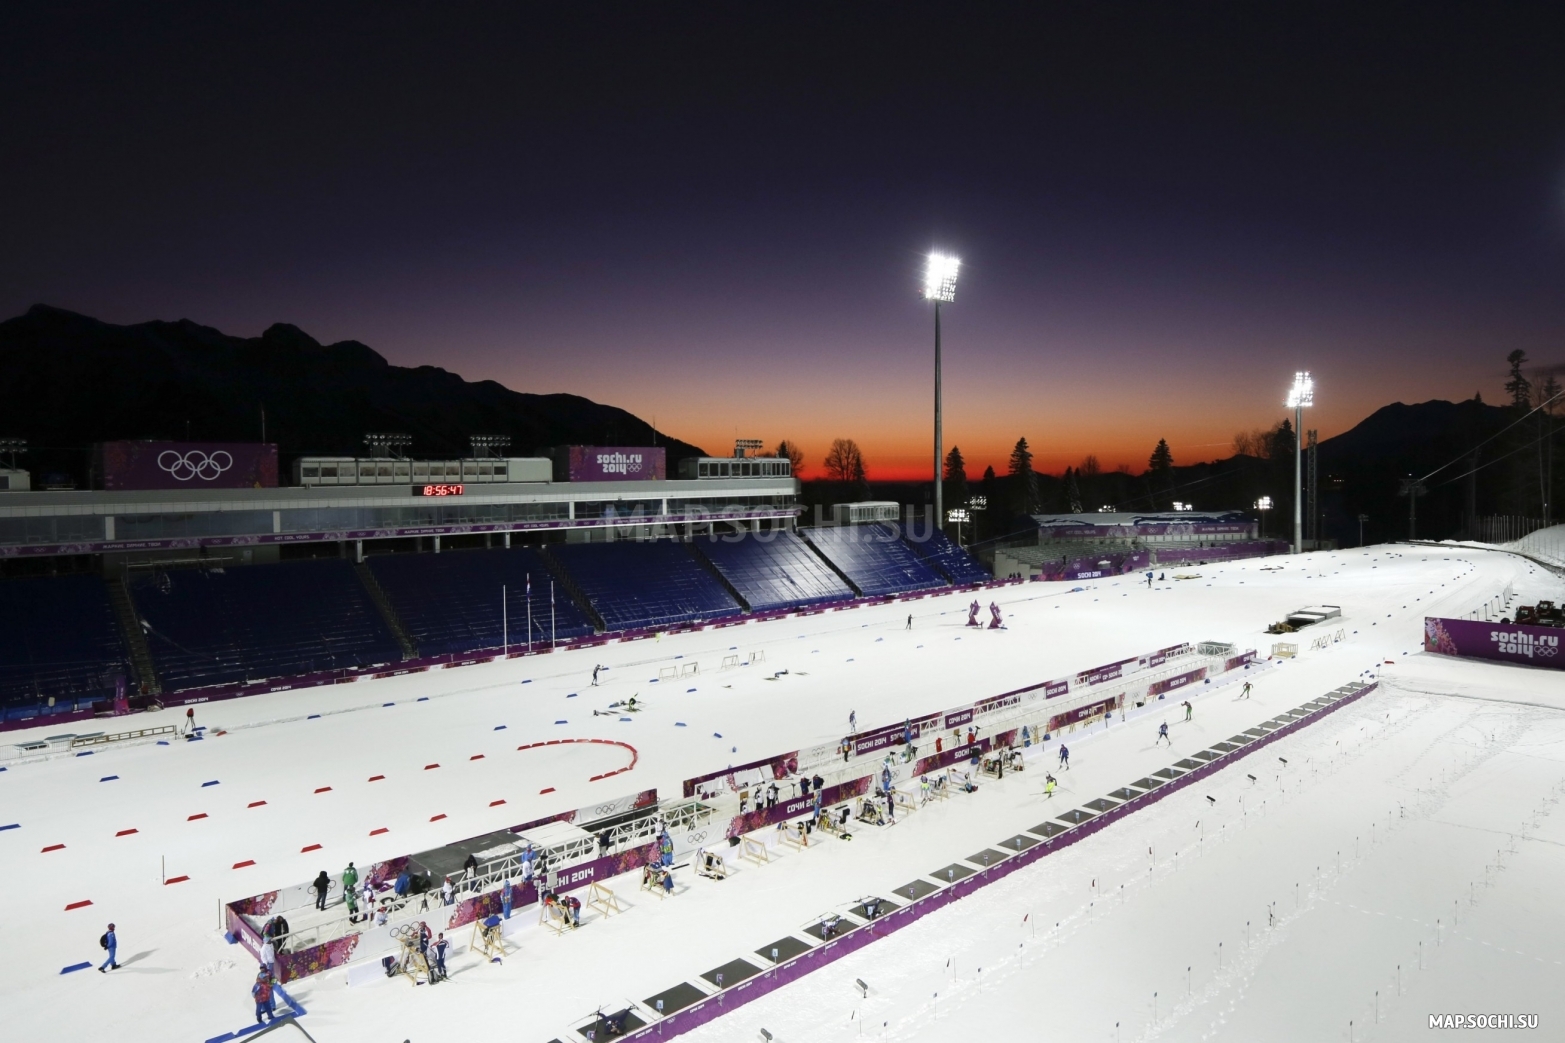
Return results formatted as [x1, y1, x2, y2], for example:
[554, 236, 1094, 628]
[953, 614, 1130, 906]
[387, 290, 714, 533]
[98, 923, 118, 972]
[252, 969, 276, 1024]
[394, 869, 411, 897]
[658, 829, 674, 867]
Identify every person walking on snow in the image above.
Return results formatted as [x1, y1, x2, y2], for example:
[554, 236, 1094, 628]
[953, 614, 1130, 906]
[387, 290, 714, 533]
[1058, 744, 1070, 770]
[98, 923, 118, 972]
[1241, 681, 1252, 699]
[1157, 721, 1171, 746]
[906, 613, 913, 630]
[849, 709, 857, 735]
[252, 970, 276, 1024]
[259, 938, 276, 978]
[592, 664, 601, 686]
[1183, 700, 1193, 722]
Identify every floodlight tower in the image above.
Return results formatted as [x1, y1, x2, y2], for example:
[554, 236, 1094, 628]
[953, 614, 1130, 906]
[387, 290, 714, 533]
[923, 252, 960, 534]
[1285, 372, 1314, 554]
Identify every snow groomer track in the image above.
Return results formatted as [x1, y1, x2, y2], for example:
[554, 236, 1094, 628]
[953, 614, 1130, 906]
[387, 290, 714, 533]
[569, 680, 1376, 1043]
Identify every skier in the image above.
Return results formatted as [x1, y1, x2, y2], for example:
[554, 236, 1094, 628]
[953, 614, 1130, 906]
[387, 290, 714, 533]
[1183, 700, 1192, 721]
[98, 923, 118, 972]
[906, 613, 913, 630]
[1058, 744, 1070, 770]
[1146, 571, 1154, 588]
[1157, 721, 1171, 746]
[252, 970, 277, 1025]
[1241, 681, 1252, 699]
[592, 664, 601, 686]
[849, 709, 857, 735]
[312, 870, 331, 911]
[1044, 773, 1057, 799]
[920, 776, 931, 804]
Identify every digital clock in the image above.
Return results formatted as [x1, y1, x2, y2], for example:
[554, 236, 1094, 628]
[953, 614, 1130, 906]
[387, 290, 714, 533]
[418, 484, 465, 497]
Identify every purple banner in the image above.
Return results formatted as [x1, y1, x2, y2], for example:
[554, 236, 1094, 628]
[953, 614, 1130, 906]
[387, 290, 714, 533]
[1078, 659, 1133, 686]
[723, 777, 873, 838]
[1049, 696, 1120, 733]
[566, 446, 666, 482]
[682, 753, 800, 799]
[1148, 643, 1189, 667]
[1425, 617, 1564, 669]
[944, 708, 974, 729]
[1148, 667, 1207, 696]
[1044, 679, 1069, 699]
[96, 441, 278, 490]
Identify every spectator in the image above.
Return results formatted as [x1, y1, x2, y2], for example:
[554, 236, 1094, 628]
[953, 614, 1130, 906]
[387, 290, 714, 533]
[98, 923, 118, 972]
[311, 870, 330, 911]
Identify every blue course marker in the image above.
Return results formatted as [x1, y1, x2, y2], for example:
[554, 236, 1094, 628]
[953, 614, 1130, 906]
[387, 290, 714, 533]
[75, 750, 93, 757]
[567, 693, 578, 698]
[555, 720, 568, 724]
[417, 696, 429, 702]
[100, 776, 119, 782]
[60, 962, 91, 974]
[493, 725, 507, 731]
[156, 740, 169, 745]
[675, 722, 687, 727]
[0, 823, 19, 831]
[522, 679, 532, 684]
[620, 717, 632, 722]
[307, 714, 321, 720]
[713, 732, 723, 738]
[383, 702, 395, 707]
[202, 780, 220, 787]
[686, 688, 696, 693]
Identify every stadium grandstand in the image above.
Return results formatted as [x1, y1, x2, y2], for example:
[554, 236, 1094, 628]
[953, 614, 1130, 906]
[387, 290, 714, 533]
[0, 440, 992, 725]
[989, 511, 1290, 581]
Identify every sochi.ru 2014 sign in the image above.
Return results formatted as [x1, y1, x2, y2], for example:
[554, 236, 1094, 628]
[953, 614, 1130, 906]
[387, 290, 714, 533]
[1424, 617, 1563, 670]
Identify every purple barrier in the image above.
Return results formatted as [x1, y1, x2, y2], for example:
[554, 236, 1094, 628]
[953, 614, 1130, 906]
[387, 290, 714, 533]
[1147, 666, 1207, 697]
[618, 683, 1378, 1042]
[1425, 617, 1564, 668]
[721, 777, 874, 839]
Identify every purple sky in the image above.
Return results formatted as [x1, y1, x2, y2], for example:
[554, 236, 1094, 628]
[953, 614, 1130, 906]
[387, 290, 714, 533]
[3, 4, 1563, 477]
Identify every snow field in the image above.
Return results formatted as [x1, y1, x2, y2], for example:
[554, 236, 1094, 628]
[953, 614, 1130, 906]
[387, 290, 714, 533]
[0, 543, 1551, 1042]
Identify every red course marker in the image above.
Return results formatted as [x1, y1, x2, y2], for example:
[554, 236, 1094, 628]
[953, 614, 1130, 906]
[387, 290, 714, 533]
[423, 763, 440, 770]
[470, 754, 485, 760]
[164, 875, 190, 885]
[300, 843, 322, 853]
[188, 813, 208, 821]
[539, 787, 556, 795]
[489, 799, 506, 806]
[115, 828, 138, 837]
[247, 801, 267, 808]
[233, 860, 256, 869]
[42, 843, 66, 852]
[368, 775, 385, 782]
[429, 813, 447, 822]
[314, 786, 332, 793]
[65, 899, 92, 910]
[369, 827, 389, 836]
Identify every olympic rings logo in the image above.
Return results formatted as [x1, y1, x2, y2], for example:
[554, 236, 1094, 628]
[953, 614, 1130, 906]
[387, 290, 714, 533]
[593, 803, 621, 817]
[157, 449, 233, 481]
[684, 831, 707, 844]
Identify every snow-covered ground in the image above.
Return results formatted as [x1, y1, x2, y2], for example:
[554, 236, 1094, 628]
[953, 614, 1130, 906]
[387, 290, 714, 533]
[3, 543, 1561, 1042]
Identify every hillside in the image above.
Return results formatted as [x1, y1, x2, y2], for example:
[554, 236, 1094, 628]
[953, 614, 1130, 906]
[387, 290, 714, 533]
[0, 305, 705, 485]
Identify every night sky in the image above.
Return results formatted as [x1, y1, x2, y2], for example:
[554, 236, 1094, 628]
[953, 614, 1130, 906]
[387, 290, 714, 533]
[3, 4, 1564, 479]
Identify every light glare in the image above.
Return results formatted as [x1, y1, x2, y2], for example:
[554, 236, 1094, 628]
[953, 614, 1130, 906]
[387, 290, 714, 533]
[1285, 371, 1315, 409]
[924, 252, 960, 302]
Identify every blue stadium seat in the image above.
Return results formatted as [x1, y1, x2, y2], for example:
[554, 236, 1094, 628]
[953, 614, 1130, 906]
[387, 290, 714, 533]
[548, 541, 742, 631]
[367, 548, 596, 656]
[0, 574, 127, 712]
[799, 525, 946, 596]
[902, 528, 991, 584]
[694, 531, 855, 611]
[130, 560, 402, 691]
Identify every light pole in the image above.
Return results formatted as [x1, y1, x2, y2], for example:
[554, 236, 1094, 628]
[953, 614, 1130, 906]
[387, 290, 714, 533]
[1286, 372, 1314, 554]
[1255, 496, 1272, 539]
[924, 252, 960, 536]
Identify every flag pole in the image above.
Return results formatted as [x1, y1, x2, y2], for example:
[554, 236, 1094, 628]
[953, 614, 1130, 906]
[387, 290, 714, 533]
[551, 580, 557, 648]
[502, 584, 507, 656]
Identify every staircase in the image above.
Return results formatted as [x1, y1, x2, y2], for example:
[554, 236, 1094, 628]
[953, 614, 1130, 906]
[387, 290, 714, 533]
[537, 546, 608, 634]
[354, 563, 419, 660]
[684, 540, 752, 612]
[105, 575, 161, 696]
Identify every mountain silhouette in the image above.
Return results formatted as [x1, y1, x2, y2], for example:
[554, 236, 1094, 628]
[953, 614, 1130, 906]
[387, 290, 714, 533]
[0, 305, 704, 484]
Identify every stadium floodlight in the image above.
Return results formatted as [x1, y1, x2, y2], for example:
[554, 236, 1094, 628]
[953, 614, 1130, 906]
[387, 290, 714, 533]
[923, 253, 960, 304]
[1255, 495, 1273, 539]
[364, 433, 414, 459]
[469, 435, 512, 459]
[734, 438, 765, 458]
[923, 251, 962, 536]
[1285, 372, 1314, 553]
